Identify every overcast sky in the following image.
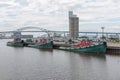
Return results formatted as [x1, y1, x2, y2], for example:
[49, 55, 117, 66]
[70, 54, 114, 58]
[0, 0, 120, 32]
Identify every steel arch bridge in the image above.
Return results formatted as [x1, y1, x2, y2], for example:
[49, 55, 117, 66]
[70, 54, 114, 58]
[16, 26, 68, 34]
[15, 26, 68, 37]
[16, 26, 51, 34]
[15, 26, 54, 38]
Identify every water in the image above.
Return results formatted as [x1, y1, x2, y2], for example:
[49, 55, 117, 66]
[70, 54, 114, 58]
[0, 39, 120, 80]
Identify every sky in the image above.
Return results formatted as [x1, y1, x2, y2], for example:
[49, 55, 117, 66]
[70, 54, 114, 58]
[0, 0, 120, 32]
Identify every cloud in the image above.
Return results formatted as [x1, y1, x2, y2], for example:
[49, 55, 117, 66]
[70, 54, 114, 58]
[0, 3, 10, 7]
[15, 0, 29, 6]
[0, 0, 120, 32]
[106, 25, 120, 32]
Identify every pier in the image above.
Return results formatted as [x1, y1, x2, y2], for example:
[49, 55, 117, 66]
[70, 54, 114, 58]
[106, 42, 120, 54]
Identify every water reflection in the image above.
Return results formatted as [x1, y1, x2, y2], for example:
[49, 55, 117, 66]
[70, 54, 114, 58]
[38, 49, 53, 53]
[79, 53, 106, 60]
[106, 49, 120, 54]
[67, 52, 109, 80]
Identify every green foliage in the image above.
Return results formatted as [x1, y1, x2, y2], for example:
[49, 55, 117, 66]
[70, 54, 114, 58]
[26, 39, 33, 42]
[79, 36, 88, 38]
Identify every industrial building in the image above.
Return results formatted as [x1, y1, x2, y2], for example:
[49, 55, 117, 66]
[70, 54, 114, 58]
[69, 11, 79, 40]
[12, 31, 33, 38]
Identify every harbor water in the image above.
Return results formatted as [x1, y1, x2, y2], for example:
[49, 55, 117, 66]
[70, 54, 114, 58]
[0, 39, 120, 80]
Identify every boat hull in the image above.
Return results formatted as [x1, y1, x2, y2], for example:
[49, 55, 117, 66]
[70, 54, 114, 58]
[28, 41, 53, 49]
[7, 41, 24, 47]
[59, 43, 106, 53]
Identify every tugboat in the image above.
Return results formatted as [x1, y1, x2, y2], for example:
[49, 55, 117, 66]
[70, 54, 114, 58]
[59, 40, 106, 53]
[27, 38, 53, 49]
[7, 38, 25, 47]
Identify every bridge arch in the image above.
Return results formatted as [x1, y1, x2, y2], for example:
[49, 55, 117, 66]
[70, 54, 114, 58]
[15, 26, 68, 38]
[16, 26, 50, 34]
[15, 26, 52, 38]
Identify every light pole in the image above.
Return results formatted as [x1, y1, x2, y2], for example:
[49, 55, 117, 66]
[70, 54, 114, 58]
[101, 27, 104, 39]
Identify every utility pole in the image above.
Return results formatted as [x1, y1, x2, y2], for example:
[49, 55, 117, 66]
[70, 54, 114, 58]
[101, 27, 105, 40]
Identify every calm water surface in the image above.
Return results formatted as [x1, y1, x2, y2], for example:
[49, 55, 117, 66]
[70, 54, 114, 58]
[0, 39, 120, 80]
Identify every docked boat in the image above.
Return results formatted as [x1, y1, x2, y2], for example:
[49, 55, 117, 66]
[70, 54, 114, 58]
[7, 38, 24, 47]
[27, 38, 53, 49]
[59, 40, 106, 53]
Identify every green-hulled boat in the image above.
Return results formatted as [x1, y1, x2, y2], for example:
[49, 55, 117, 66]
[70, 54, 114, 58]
[59, 43, 106, 53]
[7, 38, 24, 47]
[28, 41, 53, 49]
[7, 41, 24, 47]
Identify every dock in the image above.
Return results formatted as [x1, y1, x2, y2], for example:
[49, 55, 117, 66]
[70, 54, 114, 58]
[106, 42, 120, 54]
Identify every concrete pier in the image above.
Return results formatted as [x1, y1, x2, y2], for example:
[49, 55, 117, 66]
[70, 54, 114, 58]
[107, 42, 120, 47]
[106, 42, 120, 54]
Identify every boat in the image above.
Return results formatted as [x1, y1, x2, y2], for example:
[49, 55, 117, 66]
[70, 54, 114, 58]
[25, 38, 35, 45]
[59, 40, 106, 53]
[7, 38, 24, 47]
[27, 38, 53, 49]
